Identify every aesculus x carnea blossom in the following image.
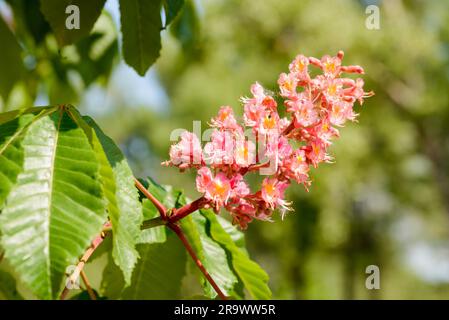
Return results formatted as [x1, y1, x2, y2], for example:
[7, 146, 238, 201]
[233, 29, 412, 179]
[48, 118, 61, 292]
[163, 51, 373, 229]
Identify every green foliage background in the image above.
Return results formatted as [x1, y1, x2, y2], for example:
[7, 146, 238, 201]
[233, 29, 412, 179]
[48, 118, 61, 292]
[1, 0, 449, 299]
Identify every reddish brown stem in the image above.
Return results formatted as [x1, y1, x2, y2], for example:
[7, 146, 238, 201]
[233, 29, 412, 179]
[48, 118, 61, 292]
[168, 223, 227, 300]
[135, 179, 226, 299]
[282, 119, 296, 136]
[134, 178, 168, 220]
[60, 227, 108, 300]
[169, 197, 208, 223]
[239, 162, 270, 175]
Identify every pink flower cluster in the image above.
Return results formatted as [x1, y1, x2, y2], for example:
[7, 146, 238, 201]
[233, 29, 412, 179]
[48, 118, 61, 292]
[164, 51, 373, 228]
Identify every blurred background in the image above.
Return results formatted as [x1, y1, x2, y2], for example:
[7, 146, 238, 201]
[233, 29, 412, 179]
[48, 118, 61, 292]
[1, 0, 449, 299]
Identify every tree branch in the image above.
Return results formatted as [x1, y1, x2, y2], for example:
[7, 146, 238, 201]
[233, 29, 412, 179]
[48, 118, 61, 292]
[281, 119, 296, 136]
[59, 177, 224, 300]
[134, 178, 228, 300]
[60, 224, 109, 300]
[141, 216, 166, 229]
[168, 223, 227, 300]
[134, 178, 168, 220]
[169, 197, 208, 223]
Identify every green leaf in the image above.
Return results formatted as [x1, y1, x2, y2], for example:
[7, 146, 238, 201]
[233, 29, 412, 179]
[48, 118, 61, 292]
[0, 107, 107, 299]
[0, 107, 56, 208]
[181, 212, 238, 299]
[200, 210, 272, 300]
[121, 230, 187, 299]
[0, 113, 36, 208]
[84, 117, 143, 284]
[138, 177, 180, 209]
[164, 0, 184, 26]
[76, 115, 143, 286]
[216, 215, 247, 252]
[6, 0, 51, 45]
[70, 12, 118, 86]
[100, 252, 126, 299]
[170, 0, 200, 53]
[119, 0, 163, 76]
[0, 107, 54, 126]
[40, 0, 106, 46]
[0, 270, 24, 300]
[0, 16, 26, 100]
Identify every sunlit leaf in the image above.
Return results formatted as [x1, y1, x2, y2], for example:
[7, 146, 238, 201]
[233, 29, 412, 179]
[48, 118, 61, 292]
[75, 114, 143, 286]
[0, 106, 107, 299]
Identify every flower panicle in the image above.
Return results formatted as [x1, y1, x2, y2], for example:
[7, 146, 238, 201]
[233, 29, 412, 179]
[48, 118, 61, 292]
[164, 51, 373, 229]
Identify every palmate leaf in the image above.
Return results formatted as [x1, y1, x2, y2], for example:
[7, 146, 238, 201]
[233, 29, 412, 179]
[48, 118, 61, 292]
[0, 107, 107, 299]
[0, 105, 144, 299]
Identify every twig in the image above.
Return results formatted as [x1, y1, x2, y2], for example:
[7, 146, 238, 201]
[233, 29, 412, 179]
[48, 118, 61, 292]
[168, 223, 227, 300]
[136, 179, 227, 299]
[240, 162, 270, 175]
[169, 197, 207, 223]
[141, 216, 166, 229]
[134, 178, 168, 220]
[60, 228, 108, 300]
[281, 119, 296, 136]
[80, 270, 97, 300]
[0, 251, 4, 264]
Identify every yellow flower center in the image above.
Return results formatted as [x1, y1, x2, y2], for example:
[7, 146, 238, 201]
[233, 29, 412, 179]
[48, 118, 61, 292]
[219, 110, 229, 121]
[295, 60, 305, 72]
[328, 83, 337, 96]
[264, 182, 276, 196]
[313, 144, 320, 156]
[212, 180, 227, 197]
[237, 145, 249, 160]
[263, 115, 276, 130]
[325, 61, 336, 73]
[333, 104, 341, 114]
[282, 79, 294, 92]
